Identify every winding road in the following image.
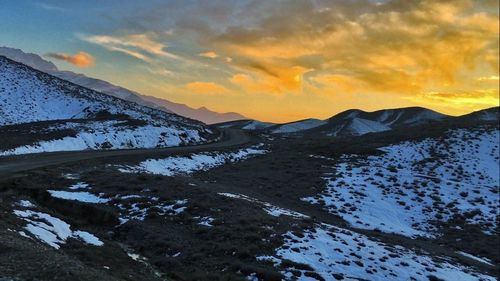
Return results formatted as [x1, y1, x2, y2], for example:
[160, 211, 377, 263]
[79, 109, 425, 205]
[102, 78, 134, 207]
[0, 129, 252, 177]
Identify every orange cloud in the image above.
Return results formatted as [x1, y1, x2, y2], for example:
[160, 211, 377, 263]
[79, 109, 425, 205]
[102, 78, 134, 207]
[230, 73, 280, 94]
[205, 0, 498, 98]
[185, 81, 228, 95]
[199, 51, 218, 59]
[405, 89, 499, 115]
[46, 51, 95, 67]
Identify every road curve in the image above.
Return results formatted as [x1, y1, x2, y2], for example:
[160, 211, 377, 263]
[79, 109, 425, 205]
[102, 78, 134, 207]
[0, 129, 252, 177]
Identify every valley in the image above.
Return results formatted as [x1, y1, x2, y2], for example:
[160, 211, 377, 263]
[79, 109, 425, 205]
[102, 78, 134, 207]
[0, 54, 498, 281]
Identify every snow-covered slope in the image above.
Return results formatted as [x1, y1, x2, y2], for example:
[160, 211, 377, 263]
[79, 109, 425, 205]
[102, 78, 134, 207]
[305, 126, 499, 237]
[271, 119, 327, 134]
[0, 56, 213, 153]
[0, 56, 198, 126]
[263, 224, 495, 281]
[0, 120, 205, 155]
[0, 47, 246, 124]
[340, 117, 391, 136]
[117, 145, 267, 176]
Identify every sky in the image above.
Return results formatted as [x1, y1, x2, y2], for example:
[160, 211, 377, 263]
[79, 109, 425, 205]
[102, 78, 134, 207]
[0, 0, 498, 123]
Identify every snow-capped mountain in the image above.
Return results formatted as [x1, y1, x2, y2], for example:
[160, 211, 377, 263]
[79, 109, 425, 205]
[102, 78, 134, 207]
[0, 55, 214, 154]
[322, 107, 447, 136]
[0, 46, 246, 124]
[222, 107, 447, 136]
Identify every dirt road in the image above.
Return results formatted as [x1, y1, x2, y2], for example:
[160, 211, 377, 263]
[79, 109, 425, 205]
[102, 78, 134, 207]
[0, 129, 252, 177]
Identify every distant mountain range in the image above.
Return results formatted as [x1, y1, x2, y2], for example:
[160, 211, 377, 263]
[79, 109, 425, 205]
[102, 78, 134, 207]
[218, 106, 499, 136]
[0, 46, 246, 124]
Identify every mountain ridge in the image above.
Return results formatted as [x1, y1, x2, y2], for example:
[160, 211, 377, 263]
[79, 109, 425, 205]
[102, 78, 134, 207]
[0, 46, 247, 124]
[217, 106, 499, 137]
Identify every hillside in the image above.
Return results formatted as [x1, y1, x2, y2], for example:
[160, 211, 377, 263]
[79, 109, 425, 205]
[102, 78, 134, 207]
[0, 47, 247, 124]
[1, 120, 497, 281]
[0, 56, 214, 154]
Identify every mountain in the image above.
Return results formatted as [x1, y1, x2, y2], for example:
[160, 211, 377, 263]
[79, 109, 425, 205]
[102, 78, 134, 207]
[457, 107, 499, 122]
[0, 46, 246, 124]
[0, 55, 214, 154]
[218, 107, 449, 136]
[139, 95, 246, 124]
[214, 119, 276, 131]
[0, 46, 58, 72]
[321, 107, 447, 136]
[269, 119, 327, 134]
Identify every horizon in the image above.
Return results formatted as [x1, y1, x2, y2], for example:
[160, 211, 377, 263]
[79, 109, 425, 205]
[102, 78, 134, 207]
[1, 0, 498, 123]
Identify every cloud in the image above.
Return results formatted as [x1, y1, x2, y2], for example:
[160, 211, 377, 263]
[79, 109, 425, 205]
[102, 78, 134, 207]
[45, 51, 94, 67]
[405, 89, 499, 113]
[477, 75, 499, 81]
[230, 73, 280, 94]
[185, 81, 229, 94]
[199, 51, 218, 59]
[37, 3, 67, 12]
[67, 0, 498, 120]
[195, 0, 499, 97]
[82, 33, 179, 62]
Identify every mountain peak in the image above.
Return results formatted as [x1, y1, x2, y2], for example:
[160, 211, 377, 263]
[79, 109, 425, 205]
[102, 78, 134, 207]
[0, 46, 58, 72]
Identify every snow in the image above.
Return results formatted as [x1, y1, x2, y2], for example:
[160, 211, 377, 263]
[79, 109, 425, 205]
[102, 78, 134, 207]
[0, 56, 213, 154]
[304, 127, 500, 237]
[197, 217, 215, 227]
[0, 56, 203, 127]
[120, 194, 143, 200]
[218, 193, 309, 219]
[73, 231, 104, 246]
[242, 121, 275, 130]
[68, 182, 91, 190]
[63, 173, 80, 180]
[272, 119, 327, 134]
[118, 146, 267, 176]
[265, 224, 495, 281]
[116, 198, 188, 224]
[18, 200, 35, 208]
[0, 121, 203, 156]
[14, 210, 103, 249]
[348, 118, 391, 135]
[457, 252, 494, 266]
[48, 190, 110, 203]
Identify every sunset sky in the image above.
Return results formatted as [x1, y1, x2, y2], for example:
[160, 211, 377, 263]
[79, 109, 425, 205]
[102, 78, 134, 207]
[1, 0, 498, 123]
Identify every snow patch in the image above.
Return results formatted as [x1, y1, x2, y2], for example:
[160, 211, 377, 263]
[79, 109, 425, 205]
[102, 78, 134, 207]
[48, 190, 110, 203]
[118, 145, 267, 176]
[14, 210, 103, 249]
[268, 224, 495, 281]
[219, 193, 308, 219]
